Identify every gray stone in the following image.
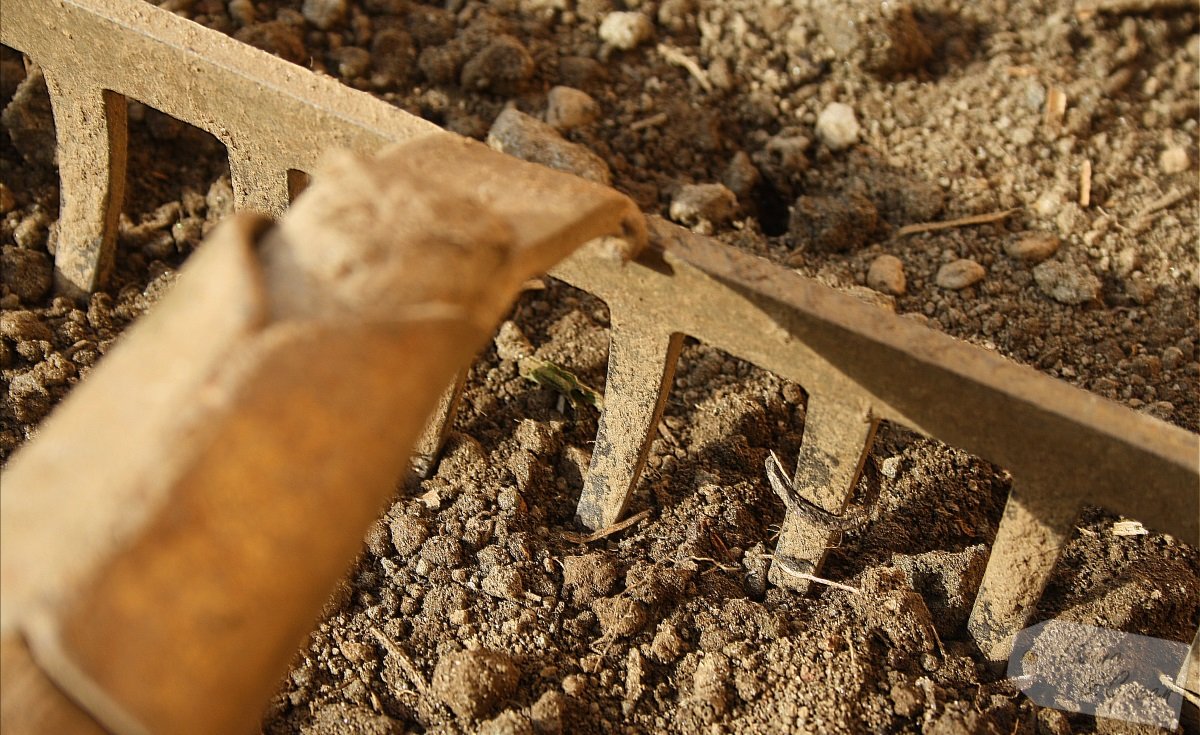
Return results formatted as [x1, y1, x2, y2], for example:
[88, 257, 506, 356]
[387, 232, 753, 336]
[487, 108, 611, 185]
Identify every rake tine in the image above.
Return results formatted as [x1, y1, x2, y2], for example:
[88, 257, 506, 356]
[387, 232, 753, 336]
[228, 150, 291, 217]
[575, 322, 684, 531]
[967, 482, 1080, 664]
[42, 73, 128, 298]
[768, 394, 878, 592]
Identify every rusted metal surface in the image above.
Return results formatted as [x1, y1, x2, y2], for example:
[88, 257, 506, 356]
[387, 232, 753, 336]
[2, 1, 1198, 729]
[0, 138, 642, 735]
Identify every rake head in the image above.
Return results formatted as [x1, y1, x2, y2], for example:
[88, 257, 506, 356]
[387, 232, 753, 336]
[2, 0, 1197, 732]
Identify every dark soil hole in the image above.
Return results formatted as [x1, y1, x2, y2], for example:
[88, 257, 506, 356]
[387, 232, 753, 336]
[754, 178, 791, 237]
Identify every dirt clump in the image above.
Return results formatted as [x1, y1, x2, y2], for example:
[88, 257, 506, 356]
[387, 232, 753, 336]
[431, 648, 520, 721]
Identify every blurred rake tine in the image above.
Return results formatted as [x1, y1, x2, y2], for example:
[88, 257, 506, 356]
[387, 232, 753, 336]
[40, 72, 127, 298]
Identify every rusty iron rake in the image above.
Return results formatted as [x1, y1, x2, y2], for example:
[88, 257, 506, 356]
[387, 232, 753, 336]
[2, 0, 1198, 732]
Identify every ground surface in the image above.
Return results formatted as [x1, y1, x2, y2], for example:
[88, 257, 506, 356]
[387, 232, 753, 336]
[1, 0, 1198, 733]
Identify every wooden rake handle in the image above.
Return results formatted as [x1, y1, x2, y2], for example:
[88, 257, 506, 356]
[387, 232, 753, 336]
[0, 136, 643, 735]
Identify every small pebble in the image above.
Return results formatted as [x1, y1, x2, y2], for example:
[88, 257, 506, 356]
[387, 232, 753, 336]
[487, 108, 611, 184]
[302, 0, 346, 29]
[867, 254, 906, 295]
[669, 183, 738, 233]
[1159, 146, 1190, 174]
[1123, 271, 1156, 305]
[935, 259, 986, 290]
[1004, 232, 1060, 264]
[1033, 260, 1100, 305]
[815, 102, 860, 151]
[599, 12, 654, 50]
[545, 86, 599, 130]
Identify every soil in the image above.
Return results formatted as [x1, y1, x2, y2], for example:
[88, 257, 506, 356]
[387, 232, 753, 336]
[2, 1, 1198, 733]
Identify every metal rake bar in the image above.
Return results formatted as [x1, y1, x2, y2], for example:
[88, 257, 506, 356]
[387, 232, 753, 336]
[4, 0, 1198, 672]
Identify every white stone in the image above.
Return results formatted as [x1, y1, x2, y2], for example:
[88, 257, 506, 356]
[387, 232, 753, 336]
[545, 86, 599, 130]
[302, 0, 346, 30]
[599, 12, 654, 50]
[867, 254, 906, 295]
[936, 259, 986, 290]
[815, 102, 860, 151]
[1159, 146, 1190, 174]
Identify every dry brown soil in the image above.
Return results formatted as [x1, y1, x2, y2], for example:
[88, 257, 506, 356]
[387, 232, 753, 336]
[1, 1, 1198, 733]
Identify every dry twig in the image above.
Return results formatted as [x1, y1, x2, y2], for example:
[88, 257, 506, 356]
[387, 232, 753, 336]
[562, 508, 652, 543]
[657, 43, 713, 93]
[629, 112, 669, 131]
[368, 625, 428, 695]
[1079, 160, 1092, 207]
[896, 208, 1019, 237]
[764, 555, 860, 593]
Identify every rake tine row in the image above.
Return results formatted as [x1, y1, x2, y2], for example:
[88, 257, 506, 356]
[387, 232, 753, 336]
[3, 0, 1196, 684]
